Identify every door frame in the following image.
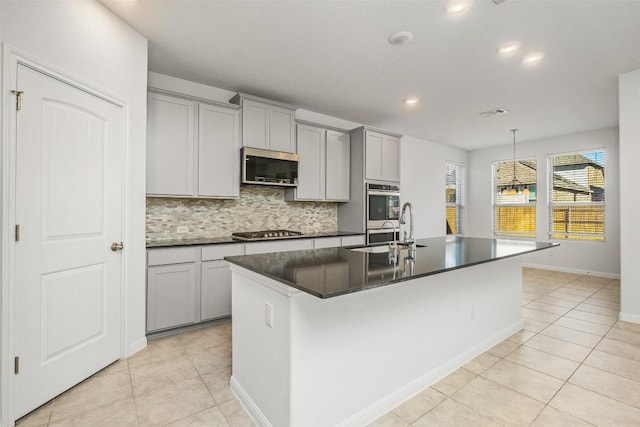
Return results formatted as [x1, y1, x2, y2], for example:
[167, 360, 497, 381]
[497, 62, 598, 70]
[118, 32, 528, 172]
[0, 44, 131, 426]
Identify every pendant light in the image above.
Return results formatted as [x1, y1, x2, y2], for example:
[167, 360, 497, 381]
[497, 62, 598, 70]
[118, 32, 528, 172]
[501, 129, 529, 196]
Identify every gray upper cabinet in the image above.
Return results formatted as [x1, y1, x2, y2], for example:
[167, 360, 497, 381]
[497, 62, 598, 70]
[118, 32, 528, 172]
[285, 123, 350, 202]
[326, 129, 351, 201]
[147, 93, 196, 196]
[147, 90, 240, 198]
[364, 130, 401, 182]
[230, 93, 296, 153]
[294, 124, 325, 200]
[198, 103, 241, 198]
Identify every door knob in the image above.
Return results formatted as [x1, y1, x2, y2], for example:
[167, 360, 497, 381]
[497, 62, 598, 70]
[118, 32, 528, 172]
[111, 242, 124, 252]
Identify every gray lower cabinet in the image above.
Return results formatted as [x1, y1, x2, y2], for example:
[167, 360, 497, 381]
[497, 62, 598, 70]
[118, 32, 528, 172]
[201, 260, 232, 321]
[146, 235, 364, 333]
[146, 244, 243, 333]
[147, 262, 197, 332]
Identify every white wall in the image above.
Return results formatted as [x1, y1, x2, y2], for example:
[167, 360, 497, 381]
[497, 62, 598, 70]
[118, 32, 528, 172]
[401, 136, 468, 239]
[1, 0, 147, 398]
[619, 69, 640, 322]
[467, 128, 620, 277]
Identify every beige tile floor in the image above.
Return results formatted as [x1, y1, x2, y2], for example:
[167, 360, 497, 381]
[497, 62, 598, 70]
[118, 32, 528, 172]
[16, 268, 637, 426]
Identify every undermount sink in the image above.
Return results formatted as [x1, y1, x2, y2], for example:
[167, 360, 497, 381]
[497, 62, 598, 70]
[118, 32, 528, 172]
[349, 244, 425, 253]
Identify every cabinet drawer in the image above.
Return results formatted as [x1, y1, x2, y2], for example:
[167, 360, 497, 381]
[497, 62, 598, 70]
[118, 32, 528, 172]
[147, 247, 198, 266]
[314, 237, 342, 249]
[341, 235, 365, 247]
[201, 244, 244, 261]
[244, 239, 314, 255]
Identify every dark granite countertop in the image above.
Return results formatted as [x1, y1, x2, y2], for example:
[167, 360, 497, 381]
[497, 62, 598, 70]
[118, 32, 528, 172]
[146, 231, 364, 248]
[225, 236, 558, 299]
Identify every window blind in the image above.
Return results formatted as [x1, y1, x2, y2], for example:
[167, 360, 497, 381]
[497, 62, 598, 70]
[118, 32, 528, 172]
[493, 159, 537, 238]
[548, 150, 605, 241]
[445, 162, 464, 235]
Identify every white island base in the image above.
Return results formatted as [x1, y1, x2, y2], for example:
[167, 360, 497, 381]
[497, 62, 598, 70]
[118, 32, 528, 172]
[229, 257, 523, 427]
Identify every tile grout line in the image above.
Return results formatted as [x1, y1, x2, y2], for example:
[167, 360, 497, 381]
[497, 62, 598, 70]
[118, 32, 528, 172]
[527, 279, 632, 426]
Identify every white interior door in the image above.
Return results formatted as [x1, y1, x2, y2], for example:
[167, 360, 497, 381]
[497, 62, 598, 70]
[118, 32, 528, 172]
[13, 64, 124, 418]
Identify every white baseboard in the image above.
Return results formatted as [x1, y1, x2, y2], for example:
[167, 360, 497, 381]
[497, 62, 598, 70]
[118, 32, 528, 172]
[127, 336, 147, 357]
[619, 312, 640, 324]
[523, 263, 620, 279]
[335, 319, 524, 427]
[230, 376, 273, 427]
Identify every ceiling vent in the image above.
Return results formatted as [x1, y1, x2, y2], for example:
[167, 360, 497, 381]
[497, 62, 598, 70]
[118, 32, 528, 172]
[479, 108, 508, 117]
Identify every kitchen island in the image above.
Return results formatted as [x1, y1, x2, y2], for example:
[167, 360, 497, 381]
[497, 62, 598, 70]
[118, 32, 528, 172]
[225, 236, 556, 427]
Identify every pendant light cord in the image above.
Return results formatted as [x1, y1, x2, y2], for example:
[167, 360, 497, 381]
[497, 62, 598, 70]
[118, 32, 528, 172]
[511, 129, 518, 182]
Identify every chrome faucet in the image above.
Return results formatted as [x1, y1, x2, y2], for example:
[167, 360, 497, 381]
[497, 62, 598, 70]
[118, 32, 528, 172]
[400, 202, 416, 258]
[400, 202, 415, 245]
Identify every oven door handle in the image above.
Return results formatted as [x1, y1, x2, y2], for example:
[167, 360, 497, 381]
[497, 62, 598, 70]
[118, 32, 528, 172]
[368, 191, 401, 197]
[367, 228, 398, 235]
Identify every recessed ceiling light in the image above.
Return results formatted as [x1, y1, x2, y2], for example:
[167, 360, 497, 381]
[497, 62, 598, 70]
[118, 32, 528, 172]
[388, 31, 414, 45]
[404, 97, 420, 106]
[522, 52, 545, 65]
[497, 41, 521, 56]
[479, 108, 508, 117]
[444, 1, 473, 16]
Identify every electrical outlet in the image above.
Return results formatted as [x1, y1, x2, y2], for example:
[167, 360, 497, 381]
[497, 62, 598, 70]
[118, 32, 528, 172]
[177, 225, 189, 233]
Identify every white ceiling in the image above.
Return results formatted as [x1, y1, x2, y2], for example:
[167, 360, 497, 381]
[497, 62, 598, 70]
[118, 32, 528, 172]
[101, 0, 640, 150]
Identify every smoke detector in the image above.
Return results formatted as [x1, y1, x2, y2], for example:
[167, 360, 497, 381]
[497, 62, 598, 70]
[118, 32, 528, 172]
[479, 108, 509, 117]
[388, 31, 414, 45]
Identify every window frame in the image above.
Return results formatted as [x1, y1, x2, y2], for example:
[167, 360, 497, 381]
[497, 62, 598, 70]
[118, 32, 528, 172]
[492, 156, 538, 238]
[547, 148, 606, 242]
[445, 161, 465, 235]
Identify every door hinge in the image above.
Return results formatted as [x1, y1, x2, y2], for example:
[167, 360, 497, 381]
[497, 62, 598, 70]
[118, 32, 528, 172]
[15, 224, 20, 242]
[11, 90, 23, 111]
[14, 356, 19, 374]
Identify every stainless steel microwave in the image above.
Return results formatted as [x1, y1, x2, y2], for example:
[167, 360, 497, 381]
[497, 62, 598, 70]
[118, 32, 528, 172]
[241, 147, 299, 187]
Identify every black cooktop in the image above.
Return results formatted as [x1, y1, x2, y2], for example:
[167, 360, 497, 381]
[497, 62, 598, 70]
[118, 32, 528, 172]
[232, 230, 303, 241]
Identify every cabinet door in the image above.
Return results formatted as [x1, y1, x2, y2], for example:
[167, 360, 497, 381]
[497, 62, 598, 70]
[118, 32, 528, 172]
[198, 104, 240, 198]
[295, 124, 325, 200]
[147, 93, 196, 196]
[270, 106, 296, 153]
[325, 130, 350, 201]
[147, 263, 197, 332]
[201, 260, 232, 321]
[381, 134, 401, 182]
[242, 99, 270, 150]
[365, 130, 383, 181]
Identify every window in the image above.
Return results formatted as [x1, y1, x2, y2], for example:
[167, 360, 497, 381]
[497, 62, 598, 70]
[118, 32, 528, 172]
[445, 162, 464, 234]
[493, 158, 537, 237]
[548, 150, 605, 241]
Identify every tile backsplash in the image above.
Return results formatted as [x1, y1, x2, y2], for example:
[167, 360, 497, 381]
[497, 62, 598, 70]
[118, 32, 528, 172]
[146, 186, 338, 242]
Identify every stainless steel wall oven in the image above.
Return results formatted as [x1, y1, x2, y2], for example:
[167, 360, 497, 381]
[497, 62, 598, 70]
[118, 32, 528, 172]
[366, 183, 400, 229]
